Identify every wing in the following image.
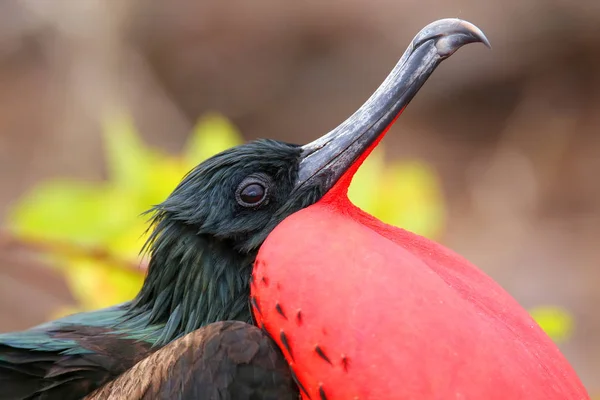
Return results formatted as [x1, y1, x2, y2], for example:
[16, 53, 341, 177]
[0, 305, 154, 400]
[86, 321, 299, 400]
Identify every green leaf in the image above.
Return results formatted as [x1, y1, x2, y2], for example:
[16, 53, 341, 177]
[137, 155, 189, 209]
[348, 147, 386, 213]
[102, 112, 153, 191]
[377, 160, 446, 239]
[184, 113, 244, 165]
[63, 259, 144, 310]
[8, 180, 114, 245]
[350, 156, 446, 239]
[529, 306, 574, 343]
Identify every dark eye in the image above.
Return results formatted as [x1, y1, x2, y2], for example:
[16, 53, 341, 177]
[236, 176, 270, 207]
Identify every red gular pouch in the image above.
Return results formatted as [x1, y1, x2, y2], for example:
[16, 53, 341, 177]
[252, 193, 590, 400]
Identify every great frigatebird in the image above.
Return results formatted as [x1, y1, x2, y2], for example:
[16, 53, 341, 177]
[0, 18, 491, 399]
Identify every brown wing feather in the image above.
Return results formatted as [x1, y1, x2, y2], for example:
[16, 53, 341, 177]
[86, 321, 298, 400]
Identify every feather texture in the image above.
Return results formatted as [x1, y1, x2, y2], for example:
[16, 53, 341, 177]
[85, 321, 298, 400]
[0, 309, 154, 399]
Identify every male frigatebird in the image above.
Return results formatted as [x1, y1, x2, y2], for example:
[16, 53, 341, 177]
[0, 18, 535, 400]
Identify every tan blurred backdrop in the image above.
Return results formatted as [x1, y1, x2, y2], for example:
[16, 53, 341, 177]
[0, 0, 598, 392]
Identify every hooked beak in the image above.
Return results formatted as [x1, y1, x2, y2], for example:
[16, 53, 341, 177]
[294, 18, 490, 192]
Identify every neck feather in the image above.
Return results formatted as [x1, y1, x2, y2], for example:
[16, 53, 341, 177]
[125, 218, 254, 345]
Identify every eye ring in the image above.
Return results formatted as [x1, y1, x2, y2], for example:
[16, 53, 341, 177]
[235, 175, 270, 208]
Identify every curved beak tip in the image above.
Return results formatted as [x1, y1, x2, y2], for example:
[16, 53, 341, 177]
[414, 18, 491, 57]
[454, 19, 492, 49]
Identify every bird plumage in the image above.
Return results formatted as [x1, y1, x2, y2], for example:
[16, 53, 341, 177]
[0, 306, 152, 399]
[85, 321, 298, 400]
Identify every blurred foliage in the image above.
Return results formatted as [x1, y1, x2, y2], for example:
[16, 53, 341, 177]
[529, 306, 574, 344]
[6, 111, 572, 343]
[349, 152, 445, 239]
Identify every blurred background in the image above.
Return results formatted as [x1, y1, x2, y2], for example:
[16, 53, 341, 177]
[0, 0, 598, 394]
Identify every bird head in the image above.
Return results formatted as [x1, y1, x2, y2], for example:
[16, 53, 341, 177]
[132, 19, 490, 343]
[150, 140, 314, 254]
